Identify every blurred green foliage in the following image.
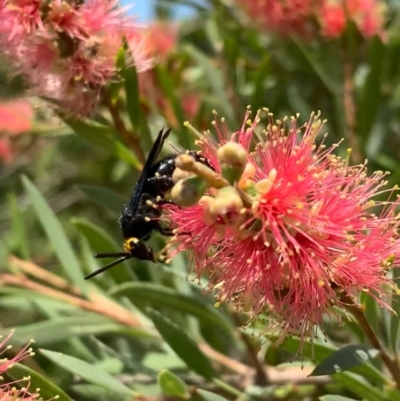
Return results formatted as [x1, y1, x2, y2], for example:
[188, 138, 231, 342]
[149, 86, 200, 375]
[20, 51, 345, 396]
[1, 1, 400, 401]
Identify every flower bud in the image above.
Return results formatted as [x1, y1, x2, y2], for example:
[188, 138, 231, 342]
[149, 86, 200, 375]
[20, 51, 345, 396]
[238, 162, 256, 190]
[209, 187, 244, 225]
[254, 168, 277, 195]
[217, 142, 248, 185]
[172, 167, 193, 183]
[199, 195, 216, 225]
[171, 176, 208, 207]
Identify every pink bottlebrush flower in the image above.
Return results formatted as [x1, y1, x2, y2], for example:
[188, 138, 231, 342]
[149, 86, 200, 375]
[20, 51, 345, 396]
[0, 0, 153, 115]
[6, 0, 43, 38]
[319, 0, 386, 39]
[0, 330, 34, 374]
[319, 2, 346, 38]
[235, 0, 316, 36]
[163, 109, 400, 346]
[145, 21, 178, 60]
[0, 331, 56, 401]
[0, 377, 55, 400]
[235, 0, 387, 40]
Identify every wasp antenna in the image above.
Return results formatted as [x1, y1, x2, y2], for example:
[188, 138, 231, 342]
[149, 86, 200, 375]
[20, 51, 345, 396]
[85, 256, 131, 280]
[94, 252, 130, 259]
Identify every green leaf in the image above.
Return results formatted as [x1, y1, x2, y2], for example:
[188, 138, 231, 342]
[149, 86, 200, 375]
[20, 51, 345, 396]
[357, 37, 385, 141]
[40, 349, 135, 398]
[333, 372, 385, 401]
[21, 176, 87, 294]
[276, 336, 388, 385]
[0, 316, 124, 345]
[156, 65, 186, 129]
[7, 363, 72, 401]
[123, 62, 140, 130]
[7, 192, 29, 259]
[78, 185, 125, 216]
[158, 369, 188, 397]
[144, 352, 186, 371]
[148, 309, 215, 380]
[290, 36, 338, 95]
[309, 344, 378, 376]
[183, 44, 234, 126]
[72, 218, 120, 254]
[64, 119, 139, 168]
[197, 389, 230, 401]
[390, 268, 400, 351]
[320, 396, 358, 401]
[110, 282, 232, 334]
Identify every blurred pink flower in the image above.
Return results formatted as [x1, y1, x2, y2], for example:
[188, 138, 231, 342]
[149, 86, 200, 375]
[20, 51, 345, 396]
[236, 0, 315, 36]
[320, 0, 386, 39]
[145, 21, 178, 60]
[164, 109, 400, 346]
[0, 98, 33, 163]
[0, 0, 153, 114]
[235, 0, 386, 39]
[0, 98, 33, 134]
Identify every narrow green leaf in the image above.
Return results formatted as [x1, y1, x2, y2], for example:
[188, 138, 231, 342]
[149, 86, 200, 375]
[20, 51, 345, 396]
[320, 396, 358, 401]
[333, 372, 385, 401]
[156, 65, 186, 129]
[390, 269, 400, 351]
[144, 352, 186, 371]
[123, 63, 140, 130]
[40, 349, 134, 397]
[251, 56, 270, 110]
[357, 37, 385, 141]
[7, 192, 29, 259]
[71, 384, 116, 401]
[72, 218, 120, 254]
[7, 363, 72, 401]
[183, 44, 234, 126]
[276, 336, 388, 385]
[0, 316, 123, 345]
[197, 389, 230, 401]
[290, 36, 338, 95]
[158, 369, 188, 397]
[78, 185, 125, 216]
[21, 176, 87, 294]
[64, 119, 139, 167]
[110, 282, 232, 333]
[310, 344, 378, 377]
[148, 309, 215, 380]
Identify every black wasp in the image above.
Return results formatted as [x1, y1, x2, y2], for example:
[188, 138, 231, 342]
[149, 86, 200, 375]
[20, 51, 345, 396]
[85, 127, 210, 280]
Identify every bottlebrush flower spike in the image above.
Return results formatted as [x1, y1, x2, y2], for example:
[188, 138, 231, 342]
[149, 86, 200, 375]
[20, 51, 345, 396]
[0, 0, 153, 115]
[164, 108, 400, 348]
[0, 330, 57, 401]
[0, 330, 35, 374]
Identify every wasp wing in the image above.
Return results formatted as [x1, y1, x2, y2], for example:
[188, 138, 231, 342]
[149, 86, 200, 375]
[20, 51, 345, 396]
[124, 127, 172, 215]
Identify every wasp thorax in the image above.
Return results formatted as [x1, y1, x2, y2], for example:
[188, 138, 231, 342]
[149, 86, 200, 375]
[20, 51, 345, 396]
[208, 187, 244, 225]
